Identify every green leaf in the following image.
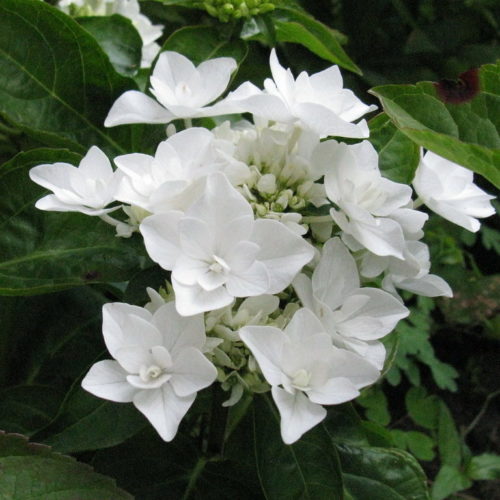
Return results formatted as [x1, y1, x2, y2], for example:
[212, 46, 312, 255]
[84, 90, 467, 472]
[405, 431, 436, 461]
[0, 0, 136, 155]
[431, 465, 472, 500]
[0, 288, 106, 388]
[0, 149, 144, 295]
[0, 432, 132, 499]
[252, 395, 344, 499]
[0, 385, 65, 436]
[437, 401, 462, 468]
[405, 387, 440, 430]
[322, 404, 370, 447]
[36, 388, 146, 454]
[357, 385, 391, 426]
[369, 113, 420, 183]
[370, 61, 500, 189]
[93, 427, 262, 499]
[78, 15, 143, 77]
[160, 25, 248, 67]
[338, 444, 430, 500]
[481, 225, 500, 254]
[466, 453, 500, 480]
[268, 7, 361, 75]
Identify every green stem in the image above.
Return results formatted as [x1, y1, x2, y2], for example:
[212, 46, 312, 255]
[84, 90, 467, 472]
[301, 215, 332, 224]
[181, 456, 207, 500]
[206, 385, 229, 456]
[184, 118, 193, 129]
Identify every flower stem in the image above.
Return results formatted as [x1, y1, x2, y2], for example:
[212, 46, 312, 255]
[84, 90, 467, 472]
[301, 215, 332, 224]
[99, 213, 121, 227]
[413, 197, 424, 209]
[184, 118, 193, 129]
[206, 384, 229, 456]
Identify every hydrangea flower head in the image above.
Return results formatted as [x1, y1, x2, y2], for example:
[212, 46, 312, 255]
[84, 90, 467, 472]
[105, 51, 239, 126]
[413, 150, 495, 232]
[293, 238, 409, 369]
[82, 301, 217, 441]
[29, 146, 121, 216]
[225, 49, 376, 138]
[140, 172, 315, 316]
[240, 308, 380, 443]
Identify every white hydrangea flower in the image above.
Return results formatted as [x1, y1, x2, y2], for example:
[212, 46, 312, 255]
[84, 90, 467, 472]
[318, 140, 422, 258]
[29, 146, 121, 216]
[223, 49, 376, 139]
[240, 308, 380, 444]
[361, 240, 453, 298]
[413, 150, 495, 232]
[140, 172, 315, 316]
[81, 301, 217, 442]
[293, 238, 409, 369]
[114, 127, 249, 213]
[105, 51, 239, 126]
[114, 0, 163, 68]
[58, 0, 163, 68]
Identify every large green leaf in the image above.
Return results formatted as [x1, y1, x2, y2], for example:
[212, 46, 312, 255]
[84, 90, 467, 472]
[78, 15, 143, 77]
[0, 287, 107, 388]
[92, 427, 262, 499]
[369, 113, 420, 184]
[0, 432, 132, 499]
[338, 445, 430, 500]
[36, 388, 147, 454]
[0, 386, 65, 437]
[0, 149, 145, 295]
[160, 25, 248, 67]
[0, 0, 136, 155]
[370, 62, 500, 188]
[251, 395, 344, 499]
[268, 7, 361, 75]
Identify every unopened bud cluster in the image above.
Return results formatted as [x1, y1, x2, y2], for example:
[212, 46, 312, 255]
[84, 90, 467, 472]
[199, 0, 279, 22]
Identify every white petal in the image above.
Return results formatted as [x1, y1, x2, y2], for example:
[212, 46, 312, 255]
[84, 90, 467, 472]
[104, 91, 174, 126]
[236, 93, 293, 122]
[284, 308, 326, 344]
[336, 288, 409, 340]
[102, 302, 153, 359]
[79, 146, 113, 180]
[239, 326, 285, 386]
[152, 301, 206, 354]
[307, 377, 360, 405]
[225, 261, 270, 297]
[133, 385, 195, 441]
[82, 360, 136, 402]
[186, 173, 254, 241]
[292, 274, 316, 311]
[34, 195, 115, 216]
[178, 217, 214, 260]
[170, 347, 217, 397]
[272, 387, 326, 445]
[296, 102, 370, 139]
[393, 273, 453, 298]
[140, 212, 183, 270]
[252, 219, 314, 294]
[327, 349, 380, 389]
[114, 345, 154, 374]
[313, 237, 359, 310]
[333, 208, 405, 258]
[172, 278, 233, 316]
[196, 57, 237, 105]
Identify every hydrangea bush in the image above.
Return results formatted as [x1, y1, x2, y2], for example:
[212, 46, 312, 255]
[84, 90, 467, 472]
[0, 0, 498, 497]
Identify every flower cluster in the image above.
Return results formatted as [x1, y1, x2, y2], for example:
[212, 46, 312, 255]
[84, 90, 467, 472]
[197, 0, 280, 22]
[30, 48, 495, 444]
